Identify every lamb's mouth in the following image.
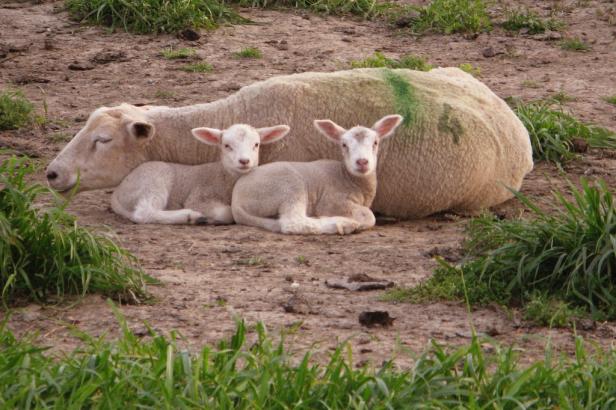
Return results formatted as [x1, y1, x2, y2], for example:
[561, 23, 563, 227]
[54, 184, 76, 195]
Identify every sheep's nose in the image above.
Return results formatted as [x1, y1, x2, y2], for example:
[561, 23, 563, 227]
[46, 170, 58, 181]
[356, 159, 368, 167]
[239, 159, 250, 165]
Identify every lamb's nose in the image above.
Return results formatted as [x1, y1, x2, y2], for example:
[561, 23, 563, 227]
[356, 159, 368, 167]
[239, 159, 249, 165]
[46, 170, 58, 181]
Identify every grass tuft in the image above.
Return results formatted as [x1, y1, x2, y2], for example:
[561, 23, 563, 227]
[502, 9, 565, 34]
[0, 90, 34, 131]
[65, 0, 247, 34]
[233, 47, 262, 59]
[604, 95, 616, 106]
[180, 62, 213, 72]
[408, 0, 492, 35]
[458, 63, 481, 76]
[0, 154, 151, 305]
[161, 47, 196, 59]
[228, 0, 381, 18]
[388, 179, 616, 322]
[350, 52, 432, 71]
[513, 100, 616, 164]
[561, 37, 591, 51]
[4, 309, 616, 406]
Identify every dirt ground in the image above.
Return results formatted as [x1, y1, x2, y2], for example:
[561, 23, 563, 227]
[1, 0, 616, 367]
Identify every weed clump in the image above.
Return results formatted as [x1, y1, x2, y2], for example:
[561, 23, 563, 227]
[561, 37, 591, 51]
[233, 47, 262, 59]
[161, 47, 196, 59]
[229, 0, 381, 18]
[408, 0, 492, 35]
[386, 179, 616, 322]
[0, 154, 151, 305]
[351, 52, 432, 71]
[0, 90, 34, 131]
[65, 0, 246, 34]
[512, 100, 616, 164]
[502, 9, 564, 34]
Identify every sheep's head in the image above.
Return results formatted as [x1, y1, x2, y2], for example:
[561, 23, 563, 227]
[314, 114, 403, 177]
[191, 123, 289, 174]
[46, 104, 154, 193]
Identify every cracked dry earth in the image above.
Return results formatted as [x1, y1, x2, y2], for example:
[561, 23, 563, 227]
[1, 0, 616, 367]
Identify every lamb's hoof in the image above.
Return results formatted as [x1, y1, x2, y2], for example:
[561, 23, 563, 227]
[194, 216, 209, 225]
[336, 220, 360, 235]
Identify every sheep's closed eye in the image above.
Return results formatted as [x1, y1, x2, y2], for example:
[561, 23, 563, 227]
[94, 137, 111, 148]
[225, 144, 232, 150]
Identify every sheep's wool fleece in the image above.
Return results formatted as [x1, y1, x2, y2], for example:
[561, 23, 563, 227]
[168, 67, 533, 218]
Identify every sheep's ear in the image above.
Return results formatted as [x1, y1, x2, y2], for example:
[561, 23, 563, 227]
[372, 114, 403, 139]
[128, 121, 155, 141]
[313, 119, 346, 142]
[258, 125, 290, 144]
[192, 127, 222, 145]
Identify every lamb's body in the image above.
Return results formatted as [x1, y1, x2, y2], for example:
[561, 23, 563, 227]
[233, 160, 376, 234]
[48, 68, 533, 218]
[111, 161, 236, 224]
[110, 123, 290, 225]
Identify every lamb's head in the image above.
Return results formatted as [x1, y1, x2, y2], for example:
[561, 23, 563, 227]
[46, 104, 155, 193]
[314, 114, 403, 177]
[191, 123, 290, 174]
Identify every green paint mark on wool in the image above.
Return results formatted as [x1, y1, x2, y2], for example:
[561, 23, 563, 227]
[381, 69, 419, 130]
[438, 103, 464, 144]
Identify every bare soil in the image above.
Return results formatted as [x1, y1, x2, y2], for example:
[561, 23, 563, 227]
[1, 0, 616, 367]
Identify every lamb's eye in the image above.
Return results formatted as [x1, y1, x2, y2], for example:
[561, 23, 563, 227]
[373, 141, 378, 147]
[225, 144, 232, 150]
[254, 143, 259, 148]
[342, 143, 348, 149]
[94, 137, 111, 148]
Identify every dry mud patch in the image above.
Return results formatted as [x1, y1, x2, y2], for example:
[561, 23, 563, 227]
[1, 0, 616, 366]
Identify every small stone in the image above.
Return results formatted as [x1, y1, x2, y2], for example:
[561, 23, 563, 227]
[68, 61, 94, 71]
[572, 138, 588, 153]
[178, 28, 200, 41]
[482, 46, 496, 58]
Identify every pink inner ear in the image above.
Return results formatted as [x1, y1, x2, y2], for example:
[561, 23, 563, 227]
[315, 121, 343, 141]
[193, 129, 220, 145]
[261, 128, 285, 143]
[374, 115, 402, 138]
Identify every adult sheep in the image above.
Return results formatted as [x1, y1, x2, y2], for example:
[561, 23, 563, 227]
[46, 67, 533, 218]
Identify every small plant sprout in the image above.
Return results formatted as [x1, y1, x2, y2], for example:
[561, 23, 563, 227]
[234, 47, 263, 58]
[161, 47, 196, 59]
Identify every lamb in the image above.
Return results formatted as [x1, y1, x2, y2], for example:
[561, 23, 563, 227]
[111, 123, 289, 225]
[47, 68, 533, 218]
[231, 114, 403, 235]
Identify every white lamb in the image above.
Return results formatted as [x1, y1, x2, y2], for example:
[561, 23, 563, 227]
[111, 123, 290, 225]
[231, 114, 403, 235]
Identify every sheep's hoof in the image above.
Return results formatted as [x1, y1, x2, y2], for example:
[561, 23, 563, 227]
[194, 216, 209, 225]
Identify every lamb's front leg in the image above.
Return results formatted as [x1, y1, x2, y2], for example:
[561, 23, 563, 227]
[348, 203, 376, 231]
[191, 200, 234, 225]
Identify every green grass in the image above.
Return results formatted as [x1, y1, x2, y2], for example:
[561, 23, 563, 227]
[387, 179, 616, 322]
[407, 0, 492, 35]
[502, 9, 565, 34]
[458, 63, 480, 77]
[65, 0, 247, 34]
[604, 95, 616, 106]
[4, 307, 616, 407]
[561, 37, 591, 51]
[162, 47, 196, 59]
[523, 292, 585, 327]
[350, 52, 432, 71]
[0, 154, 151, 305]
[549, 91, 576, 103]
[228, 0, 382, 18]
[233, 47, 262, 59]
[0, 90, 34, 131]
[513, 100, 616, 164]
[180, 62, 213, 72]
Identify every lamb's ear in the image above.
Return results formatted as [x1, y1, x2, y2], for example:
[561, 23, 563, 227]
[128, 121, 155, 141]
[192, 127, 223, 145]
[313, 119, 346, 142]
[257, 125, 290, 144]
[372, 114, 403, 140]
